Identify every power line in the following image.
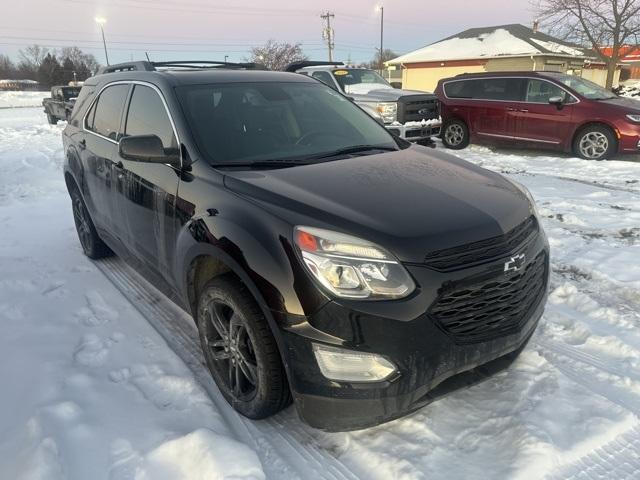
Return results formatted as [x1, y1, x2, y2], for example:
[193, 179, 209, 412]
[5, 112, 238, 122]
[320, 11, 335, 62]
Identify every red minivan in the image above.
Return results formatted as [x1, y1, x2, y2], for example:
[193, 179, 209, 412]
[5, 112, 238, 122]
[435, 72, 640, 160]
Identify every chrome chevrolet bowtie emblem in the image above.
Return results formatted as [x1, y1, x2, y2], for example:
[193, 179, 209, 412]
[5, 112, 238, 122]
[504, 253, 526, 273]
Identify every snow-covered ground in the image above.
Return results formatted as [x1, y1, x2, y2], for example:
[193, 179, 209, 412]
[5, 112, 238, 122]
[0, 91, 48, 109]
[1, 92, 640, 480]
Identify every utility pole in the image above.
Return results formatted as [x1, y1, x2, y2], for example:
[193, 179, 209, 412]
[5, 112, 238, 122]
[95, 17, 109, 66]
[321, 11, 335, 62]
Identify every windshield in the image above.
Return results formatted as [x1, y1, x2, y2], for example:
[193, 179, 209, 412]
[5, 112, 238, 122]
[554, 75, 617, 100]
[177, 82, 398, 166]
[61, 87, 82, 100]
[332, 69, 393, 95]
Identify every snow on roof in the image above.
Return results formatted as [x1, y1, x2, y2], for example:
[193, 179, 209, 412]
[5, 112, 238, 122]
[388, 24, 591, 65]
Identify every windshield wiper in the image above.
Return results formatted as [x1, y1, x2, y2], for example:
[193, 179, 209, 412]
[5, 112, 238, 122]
[311, 145, 398, 160]
[212, 160, 310, 169]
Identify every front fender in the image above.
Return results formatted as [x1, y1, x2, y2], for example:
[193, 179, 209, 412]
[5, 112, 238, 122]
[174, 204, 329, 320]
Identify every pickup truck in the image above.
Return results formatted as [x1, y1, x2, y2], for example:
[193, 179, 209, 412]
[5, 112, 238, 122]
[289, 62, 441, 143]
[42, 85, 82, 124]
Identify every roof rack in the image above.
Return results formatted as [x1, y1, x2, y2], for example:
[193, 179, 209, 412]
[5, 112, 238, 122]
[96, 60, 267, 75]
[284, 61, 344, 72]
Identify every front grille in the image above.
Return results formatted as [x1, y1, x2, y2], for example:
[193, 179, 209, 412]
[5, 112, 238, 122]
[397, 95, 439, 123]
[424, 216, 538, 271]
[429, 251, 547, 344]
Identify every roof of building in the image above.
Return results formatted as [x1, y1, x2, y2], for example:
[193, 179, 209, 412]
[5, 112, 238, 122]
[388, 24, 594, 65]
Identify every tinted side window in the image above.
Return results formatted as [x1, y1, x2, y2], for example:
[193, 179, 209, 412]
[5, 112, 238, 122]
[476, 78, 525, 101]
[89, 84, 129, 141]
[526, 79, 571, 103]
[124, 85, 177, 149]
[312, 71, 336, 89]
[444, 80, 475, 98]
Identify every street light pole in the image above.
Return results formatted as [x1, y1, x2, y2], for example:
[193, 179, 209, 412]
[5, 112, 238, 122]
[379, 5, 384, 75]
[95, 17, 110, 66]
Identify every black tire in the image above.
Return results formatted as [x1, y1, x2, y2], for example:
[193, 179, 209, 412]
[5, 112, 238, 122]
[197, 275, 291, 419]
[572, 124, 617, 160]
[441, 119, 470, 150]
[69, 186, 113, 259]
[46, 113, 58, 125]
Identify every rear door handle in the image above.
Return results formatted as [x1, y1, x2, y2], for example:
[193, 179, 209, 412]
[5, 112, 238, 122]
[506, 107, 517, 112]
[520, 109, 529, 113]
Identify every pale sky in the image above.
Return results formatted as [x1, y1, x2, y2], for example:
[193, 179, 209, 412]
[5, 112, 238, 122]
[2, 0, 535, 65]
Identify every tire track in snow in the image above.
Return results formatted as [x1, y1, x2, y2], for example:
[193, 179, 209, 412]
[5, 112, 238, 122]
[95, 256, 359, 480]
[546, 425, 640, 480]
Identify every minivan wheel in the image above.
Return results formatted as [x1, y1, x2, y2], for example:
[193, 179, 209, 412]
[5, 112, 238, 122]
[70, 187, 112, 259]
[573, 125, 616, 160]
[197, 275, 291, 419]
[442, 119, 469, 149]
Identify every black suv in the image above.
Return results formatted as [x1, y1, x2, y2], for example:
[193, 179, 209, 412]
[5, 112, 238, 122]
[63, 61, 549, 431]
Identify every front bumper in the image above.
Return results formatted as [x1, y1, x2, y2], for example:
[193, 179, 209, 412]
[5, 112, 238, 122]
[274, 229, 549, 431]
[387, 121, 442, 141]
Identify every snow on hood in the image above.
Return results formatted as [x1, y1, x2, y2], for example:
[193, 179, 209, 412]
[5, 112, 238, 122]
[344, 82, 394, 95]
[390, 29, 539, 63]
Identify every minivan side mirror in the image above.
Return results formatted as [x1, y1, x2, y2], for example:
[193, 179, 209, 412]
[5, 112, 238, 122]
[548, 96, 565, 109]
[119, 134, 180, 167]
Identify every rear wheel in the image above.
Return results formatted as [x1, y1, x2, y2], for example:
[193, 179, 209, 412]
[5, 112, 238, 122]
[70, 187, 112, 259]
[442, 119, 470, 149]
[197, 275, 290, 419]
[46, 113, 58, 125]
[573, 125, 616, 160]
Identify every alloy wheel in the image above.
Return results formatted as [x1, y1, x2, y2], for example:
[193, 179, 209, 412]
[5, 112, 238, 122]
[579, 131, 609, 159]
[445, 123, 464, 146]
[72, 195, 92, 252]
[202, 300, 258, 400]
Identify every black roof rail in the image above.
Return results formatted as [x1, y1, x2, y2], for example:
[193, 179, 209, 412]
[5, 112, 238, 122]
[97, 61, 155, 75]
[284, 61, 344, 72]
[96, 60, 268, 76]
[152, 60, 267, 70]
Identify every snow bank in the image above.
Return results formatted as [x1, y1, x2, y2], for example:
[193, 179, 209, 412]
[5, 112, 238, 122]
[0, 91, 49, 109]
[135, 429, 265, 480]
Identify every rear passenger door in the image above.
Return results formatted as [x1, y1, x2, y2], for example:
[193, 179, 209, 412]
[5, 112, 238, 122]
[471, 78, 526, 140]
[115, 83, 181, 283]
[81, 83, 130, 235]
[516, 79, 575, 145]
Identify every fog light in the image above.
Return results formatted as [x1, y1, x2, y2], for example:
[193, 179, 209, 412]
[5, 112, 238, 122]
[312, 344, 396, 382]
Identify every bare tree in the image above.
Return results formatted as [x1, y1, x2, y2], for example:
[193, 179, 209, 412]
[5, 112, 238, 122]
[0, 54, 18, 79]
[367, 49, 398, 71]
[247, 39, 307, 71]
[535, 0, 640, 88]
[18, 44, 49, 73]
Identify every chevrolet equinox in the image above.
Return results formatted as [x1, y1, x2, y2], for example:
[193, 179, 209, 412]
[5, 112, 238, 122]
[62, 61, 550, 431]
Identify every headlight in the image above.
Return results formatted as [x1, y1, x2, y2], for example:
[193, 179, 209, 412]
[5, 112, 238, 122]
[375, 102, 397, 124]
[510, 180, 538, 216]
[626, 114, 640, 123]
[294, 226, 415, 300]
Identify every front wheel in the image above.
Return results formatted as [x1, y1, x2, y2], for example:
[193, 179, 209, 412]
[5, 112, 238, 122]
[573, 125, 616, 160]
[442, 119, 470, 149]
[197, 275, 291, 419]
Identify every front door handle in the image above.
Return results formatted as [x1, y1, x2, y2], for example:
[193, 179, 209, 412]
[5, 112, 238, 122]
[519, 109, 529, 113]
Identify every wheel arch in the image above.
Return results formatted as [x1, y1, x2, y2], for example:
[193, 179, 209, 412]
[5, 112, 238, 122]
[571, 120, 620, 152]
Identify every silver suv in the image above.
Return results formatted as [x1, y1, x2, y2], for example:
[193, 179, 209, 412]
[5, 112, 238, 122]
[291, 62, 441, 142]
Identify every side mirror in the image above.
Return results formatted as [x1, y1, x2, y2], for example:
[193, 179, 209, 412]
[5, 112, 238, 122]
[119, 134, 180, 167]
[548, 96, 564, 108]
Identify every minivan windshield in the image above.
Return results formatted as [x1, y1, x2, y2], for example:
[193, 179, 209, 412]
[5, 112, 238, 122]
[553, 74, 617, 100]
[177, 82, 399, 166]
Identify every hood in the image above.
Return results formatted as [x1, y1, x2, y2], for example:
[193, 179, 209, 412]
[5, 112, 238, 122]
[223, 147, 533, 263]
[349, 88, 435, 102]
[596, 96, 640, 113]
